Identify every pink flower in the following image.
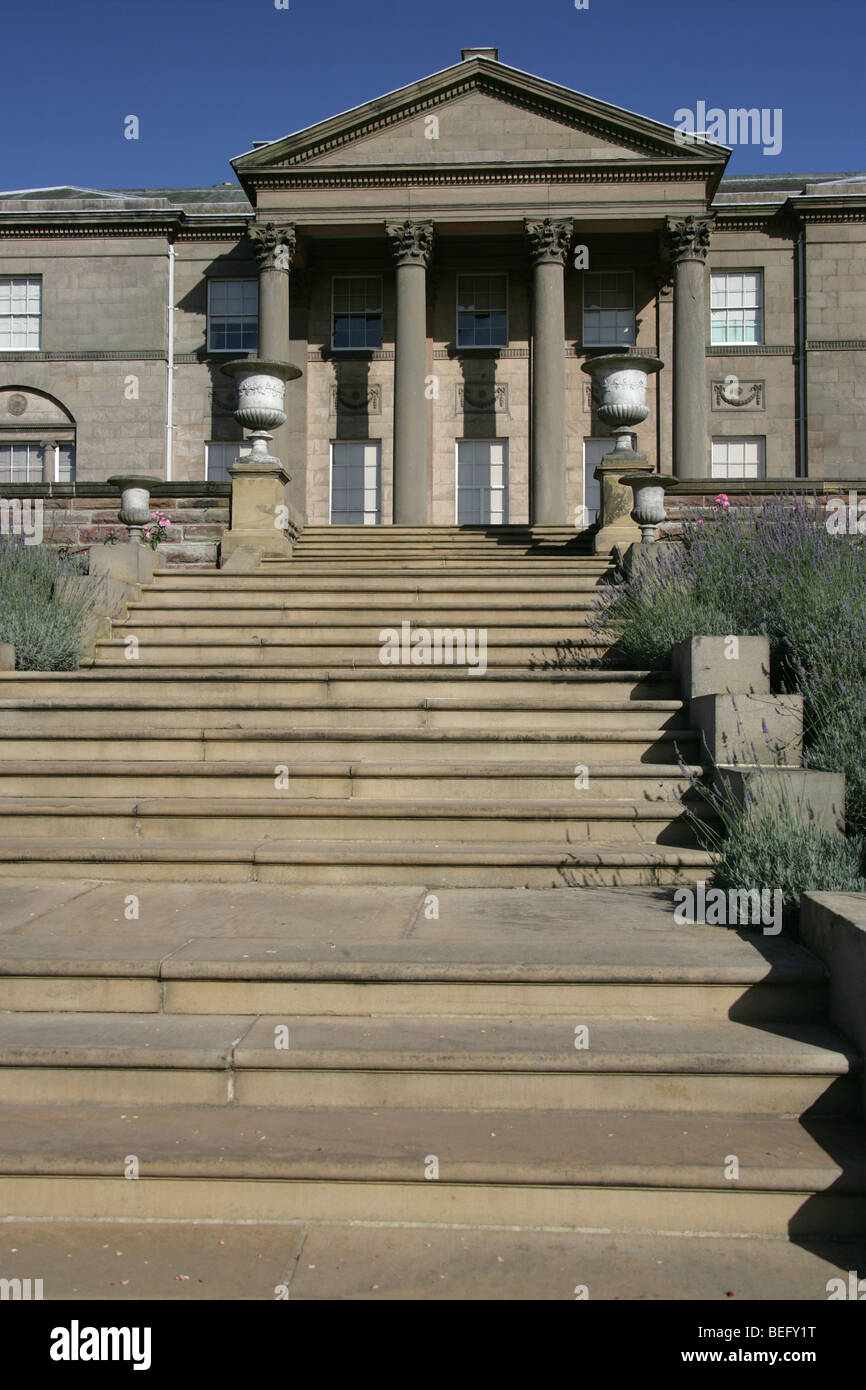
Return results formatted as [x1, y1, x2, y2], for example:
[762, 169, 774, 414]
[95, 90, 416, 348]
[714, 493, 731, 509]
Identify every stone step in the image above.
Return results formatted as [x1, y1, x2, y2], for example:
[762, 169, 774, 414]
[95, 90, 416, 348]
[122, 606, 599, 626]
[148, 576, 610, 594]
[0, 696, 688, 728]
[89, 642, 609, 666]
[1, 1102, 863, 1234]
[139, 587, 607, 607]
[4, 1219, 859, 1301]
[104, 622, 597, 644]
[0, 670, 679, 702]
[0, 838, 714, 886]
[0, 879, 827, 1018]
[0, 1013, 855, 1114]
[152, 565, 612, 582]
[0, 796, 704, 845]
[0, 761, 701, 800]
[0, 728, 696, 761]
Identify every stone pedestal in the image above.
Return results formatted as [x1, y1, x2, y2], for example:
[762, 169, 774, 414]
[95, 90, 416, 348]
[690, 692, 804, 767]
[89, 541, 155, 592]
[592, 451, 654, 553]
[672, 635, 771, 701]
[221, 461, 292, 567]
[715, 765, 846, 837]
[525, 218, 572, 524]
[387, 219, 434, 525]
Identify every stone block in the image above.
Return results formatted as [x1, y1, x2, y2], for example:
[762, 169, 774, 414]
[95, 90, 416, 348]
[715, 765, 845, 836]
[221, 463, 293, 565]
[800, 893, 866, 1114]
[690, 692, 803, 767]
[89, 542, 155, 591]
[0, 643, 15, 670]
[673, 635, 771, 701]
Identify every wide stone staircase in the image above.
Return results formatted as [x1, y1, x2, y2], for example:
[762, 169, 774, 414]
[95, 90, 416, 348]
[0, 525, 712, 886]
[0, 526, 863, 1293]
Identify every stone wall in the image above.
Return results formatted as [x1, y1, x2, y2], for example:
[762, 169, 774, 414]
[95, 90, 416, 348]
[0, 482, 230, 567]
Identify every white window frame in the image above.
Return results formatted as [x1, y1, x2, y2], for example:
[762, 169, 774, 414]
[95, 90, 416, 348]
[331, 276, 383, 351]
[454, 439, 509, 525]
[329, 440, 382, 525]
[456, 273, 509, 349]
[206, 279, 259, 353]
[711, 436, 766, 480]
[0, 441, 46, 483]
[582, 271, 635, 348]
[0, 276, 42, 351]
[205, 440, 251, 481]
[710, 271, 763, 345]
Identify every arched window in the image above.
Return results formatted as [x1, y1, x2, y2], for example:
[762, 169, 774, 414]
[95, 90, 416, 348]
[0, 388, 76, 482]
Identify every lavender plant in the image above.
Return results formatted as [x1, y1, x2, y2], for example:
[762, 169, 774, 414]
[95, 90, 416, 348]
[0, 538, 97, 670]
[593, 495, 866, 833]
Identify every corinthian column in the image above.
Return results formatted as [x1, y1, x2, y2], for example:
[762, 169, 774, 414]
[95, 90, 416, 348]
[525, 217, 573, 524]
[665, 215, 713, 480]
[249, 221, 296, 360]
[386, 218, 434, 525]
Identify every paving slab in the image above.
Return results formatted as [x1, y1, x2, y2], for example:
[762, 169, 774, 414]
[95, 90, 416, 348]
[0, 1220, 303, 1300]
[1, 1220, 863, 1300]
[289, 1224, 866, 1301]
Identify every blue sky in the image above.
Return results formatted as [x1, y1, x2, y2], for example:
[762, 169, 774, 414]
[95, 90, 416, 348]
[3, 0, 863, 191]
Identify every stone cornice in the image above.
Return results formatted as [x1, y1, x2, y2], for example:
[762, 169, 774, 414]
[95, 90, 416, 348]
[249, 162, 715, 191]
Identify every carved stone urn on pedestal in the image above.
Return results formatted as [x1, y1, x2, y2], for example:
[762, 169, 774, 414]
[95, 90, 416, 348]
[581, 353, 664, 553]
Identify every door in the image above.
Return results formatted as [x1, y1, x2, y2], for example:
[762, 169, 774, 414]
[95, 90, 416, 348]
[456, 440, 508, 525]
[330, 441, 381, 524]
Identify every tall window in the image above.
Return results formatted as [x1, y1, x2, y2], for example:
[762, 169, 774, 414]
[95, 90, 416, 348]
[711, 272, 763, 344]
[582, 272, 635, 347]
[207, 279, 258, 352]
[205, 440, 251, 482]
[0, 442, 45, 482]
[0, 277, 42, 350]
[457, 274, 508, 348]
[0, 441, 75, 483]
[332, 277, 383, 350]
[711, 437, 766, 479]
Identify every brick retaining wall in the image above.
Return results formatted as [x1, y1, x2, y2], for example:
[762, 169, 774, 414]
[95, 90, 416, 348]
[0, 483, 231, 567]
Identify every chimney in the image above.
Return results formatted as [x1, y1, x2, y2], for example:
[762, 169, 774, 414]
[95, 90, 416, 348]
[461, 47, 499, 61]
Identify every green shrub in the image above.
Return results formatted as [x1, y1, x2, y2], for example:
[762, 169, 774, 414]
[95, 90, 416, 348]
[593, 496, 866, 835]
[683, 762, 866, 917]
[0, 539, 97, 671]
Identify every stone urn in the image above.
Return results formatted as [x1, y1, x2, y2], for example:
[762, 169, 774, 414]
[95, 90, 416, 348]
[619, 473, 678, 544]
[107, 475, 161, 544]
[581, 353, 664, 454]
[220, 358, 302, 468]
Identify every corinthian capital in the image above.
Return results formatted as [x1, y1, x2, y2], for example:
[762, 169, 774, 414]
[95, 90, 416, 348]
[385, 219, 434, 267]
[664, 215, 714, 264]
[249, 222, 297, 271]
[524, 217, 573, 265]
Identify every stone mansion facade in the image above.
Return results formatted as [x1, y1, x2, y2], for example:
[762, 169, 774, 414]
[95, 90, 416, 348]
[1, 48, 864, 529]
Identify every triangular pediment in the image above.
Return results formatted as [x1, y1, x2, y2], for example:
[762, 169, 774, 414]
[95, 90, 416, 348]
[232, 58, 728, 184]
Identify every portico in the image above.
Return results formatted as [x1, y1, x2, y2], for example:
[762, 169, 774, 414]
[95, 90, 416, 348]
[229, 51, 728, 526]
